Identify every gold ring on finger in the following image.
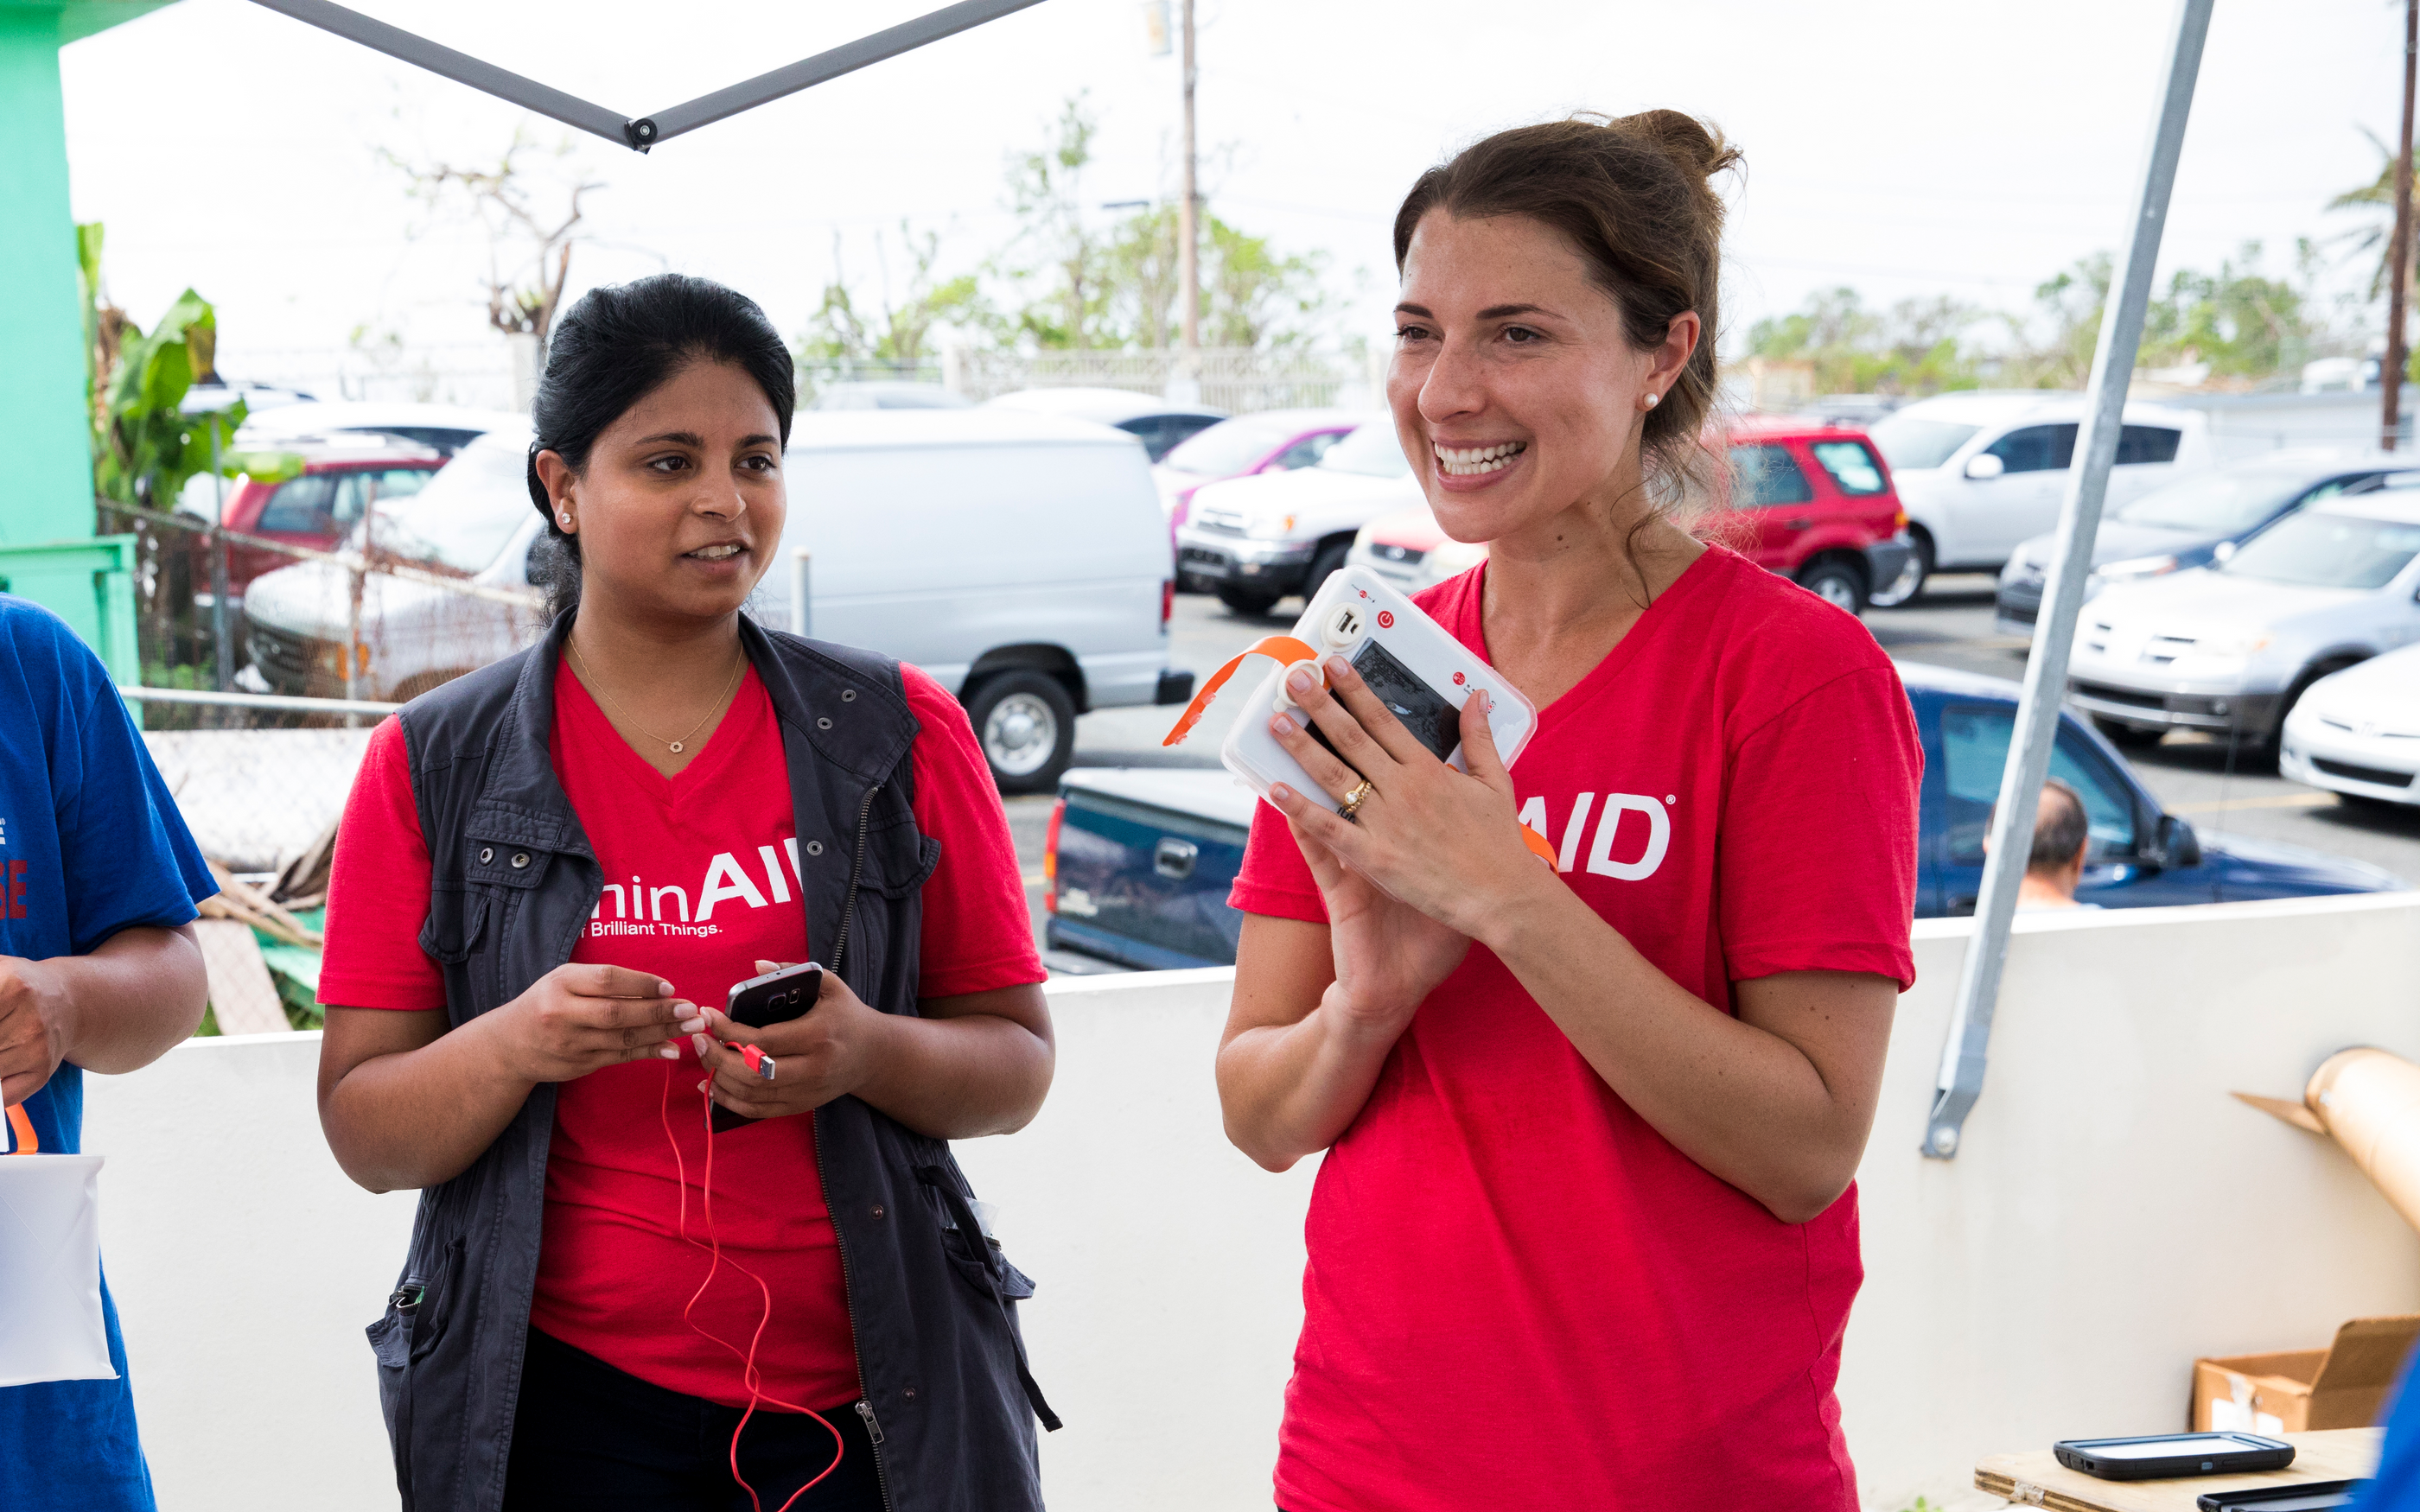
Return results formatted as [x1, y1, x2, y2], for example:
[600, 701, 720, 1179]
[1337, 778, 1377, 823]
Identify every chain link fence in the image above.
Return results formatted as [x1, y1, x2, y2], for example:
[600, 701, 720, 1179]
[220, 341, 525, 411]
[109, 495, 552, 1033]
[949, 346, 1381, 413]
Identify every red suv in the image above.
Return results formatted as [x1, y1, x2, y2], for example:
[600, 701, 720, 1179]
[178, 435, 445, 609]
[1710, 415, 1912, 613]
[1350, 417, 1913, 613]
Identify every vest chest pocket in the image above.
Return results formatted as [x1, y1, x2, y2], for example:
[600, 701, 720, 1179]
[420, 843, 558, 963]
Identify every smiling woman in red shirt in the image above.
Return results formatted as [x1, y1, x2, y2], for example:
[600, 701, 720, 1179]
[1217, 115, 1923, 1511]
[315, 276, 1054, 1512]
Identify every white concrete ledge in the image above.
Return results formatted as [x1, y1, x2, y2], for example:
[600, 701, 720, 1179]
[76, 892, 2420, 1510]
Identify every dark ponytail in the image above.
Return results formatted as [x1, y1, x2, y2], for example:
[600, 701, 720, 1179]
[525, 274, 798, 619]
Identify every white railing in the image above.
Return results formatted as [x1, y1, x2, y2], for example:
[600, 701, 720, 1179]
[79, 893, 2420, 1511]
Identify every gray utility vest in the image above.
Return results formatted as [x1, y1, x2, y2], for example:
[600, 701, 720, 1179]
[365, 612, 1057, 1512]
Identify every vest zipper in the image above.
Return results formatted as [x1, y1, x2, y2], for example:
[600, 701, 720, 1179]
[827, 784, 880, 979]
[818, 780, 895, 1512]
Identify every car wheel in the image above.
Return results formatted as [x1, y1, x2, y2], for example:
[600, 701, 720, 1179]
[1796, 556, 1868, 615]
[2091, 715, 2165, 750]
[2340, 791, 2409, 815]
[1216, 586, 1281, 617]
[1305, 543, 1352, 599]
[1871, 530, 1932, 608]
[965, 670, 1076, 794]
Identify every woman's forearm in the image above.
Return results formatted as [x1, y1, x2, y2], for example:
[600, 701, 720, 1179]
[57, 925, 208, 1074]
[1484, 883, 1887, 1223]
[851, 1009, 1054, 1140]
[321, 1010, 540, 1193]
[1215, 989, 1399, 1172]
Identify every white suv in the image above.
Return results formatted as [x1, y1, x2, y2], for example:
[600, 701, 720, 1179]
[1172, 420, 1418, 615]
[1869, 392, 2210, 599]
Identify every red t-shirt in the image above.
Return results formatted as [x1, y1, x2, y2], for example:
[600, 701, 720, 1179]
[1230, 546, 1921, 1512]
[320, 657, 1044, 1412]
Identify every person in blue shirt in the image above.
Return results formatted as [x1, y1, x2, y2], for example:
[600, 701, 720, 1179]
[0, 594, 214, 1512]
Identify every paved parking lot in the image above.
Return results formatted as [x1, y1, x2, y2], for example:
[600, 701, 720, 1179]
[1008, 576, 2420, 971]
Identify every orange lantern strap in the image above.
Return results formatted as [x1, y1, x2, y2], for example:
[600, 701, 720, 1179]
[4, 1101, 37, 1154]
[1166, 635, 1558, 867]
[1519, 825, 1557, 865]
[1162, 634, 1321, 746]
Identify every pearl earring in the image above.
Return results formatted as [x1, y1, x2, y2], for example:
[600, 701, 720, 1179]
[557, 511, 572, 527]
[1643, 392, 1661, 410]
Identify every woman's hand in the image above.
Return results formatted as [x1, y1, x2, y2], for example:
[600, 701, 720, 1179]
[0, 956, 74, 1108]
[691, 961, 890, 1121]
[1264, 654, 1557, 954]
[486, 963, 703, 1084]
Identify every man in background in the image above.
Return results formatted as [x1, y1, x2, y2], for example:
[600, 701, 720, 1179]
[0, 594, 215, 1512]
[1985, 778, 2095, 911]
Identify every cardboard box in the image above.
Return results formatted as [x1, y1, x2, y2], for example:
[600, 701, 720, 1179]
[2193, 1315, 2420, 1434]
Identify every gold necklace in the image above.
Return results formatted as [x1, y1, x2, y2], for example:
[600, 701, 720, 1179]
[566, 639, 747, 756]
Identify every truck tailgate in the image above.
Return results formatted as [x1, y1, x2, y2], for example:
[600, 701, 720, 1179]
[1047, 770, 1254, 970]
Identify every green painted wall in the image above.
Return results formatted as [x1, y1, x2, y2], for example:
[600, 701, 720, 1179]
[0, 2, 171, 548]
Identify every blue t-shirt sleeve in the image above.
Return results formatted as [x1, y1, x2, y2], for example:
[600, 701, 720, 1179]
[46, 626, 214, 952]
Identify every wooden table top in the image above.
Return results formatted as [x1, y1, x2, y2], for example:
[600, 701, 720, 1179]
[1975, 1428, 2380, 1510]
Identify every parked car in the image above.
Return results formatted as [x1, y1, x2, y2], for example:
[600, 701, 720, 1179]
[1041, 658, 2407, 969]
[986, 386, 1227, 462]
[2281, 643, 2420, 807]
[805, 381, 971, 410]
[1996, 452, 2417, 634]
[1871, 392, 2212, 599]
[1174, 419, 1419, 615]
[234, 399, 524, 458]
[1347, 416, 1914, 613]
[173, 432, 443, 610]
[1155, 407, 1365, 545]
[2066, 478, 2420, 749]
[241, 410, 1192, 791]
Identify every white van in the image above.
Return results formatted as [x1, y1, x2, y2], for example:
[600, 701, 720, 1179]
[239, 410, 1186, 790]
[1869, 392, 2212, 599]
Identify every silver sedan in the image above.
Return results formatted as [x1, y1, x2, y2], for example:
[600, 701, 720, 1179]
[2064, 478, 2420, 749]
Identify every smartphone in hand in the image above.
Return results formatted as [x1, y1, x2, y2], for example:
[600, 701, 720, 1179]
[709, 962, 824, 1133]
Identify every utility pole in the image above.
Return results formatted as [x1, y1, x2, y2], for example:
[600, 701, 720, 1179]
[2385, 0, 2417, 453]
[1174, 0, 1201, 402]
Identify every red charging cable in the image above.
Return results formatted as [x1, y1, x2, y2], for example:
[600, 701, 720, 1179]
[659, 1059, 845, 1512]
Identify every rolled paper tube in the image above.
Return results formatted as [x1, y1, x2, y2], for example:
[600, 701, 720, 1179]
[2307, 1047, 2420, 1236]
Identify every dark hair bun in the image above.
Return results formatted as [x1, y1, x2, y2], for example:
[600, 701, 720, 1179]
[1609, 108, 1742, 183]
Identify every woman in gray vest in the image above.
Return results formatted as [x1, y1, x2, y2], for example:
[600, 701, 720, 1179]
[315, 274, 1059, 1512]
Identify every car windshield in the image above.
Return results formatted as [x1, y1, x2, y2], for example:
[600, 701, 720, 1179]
[1319, 422, 1411, 479]
[360, 442, 528, 574]
[2111, 467, 2321, 535]
[2220, 510, 2420, 590]
[1869, 414, 1981, 472]
[1162, 416, 1298, 475]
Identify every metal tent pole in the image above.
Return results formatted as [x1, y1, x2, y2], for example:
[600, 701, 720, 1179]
[1922, 0, 2214, 1161]
[245, 0, 1048, 153]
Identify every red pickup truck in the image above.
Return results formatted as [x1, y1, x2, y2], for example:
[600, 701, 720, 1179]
[1350, 416, 1915, 613]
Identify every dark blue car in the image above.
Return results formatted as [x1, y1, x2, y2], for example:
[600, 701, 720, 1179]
[1046, 660, 2407, 970]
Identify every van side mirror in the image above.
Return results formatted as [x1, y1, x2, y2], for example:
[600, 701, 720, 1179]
[2150, 813, 2202, 871]
[1964, 453, 2006, 481]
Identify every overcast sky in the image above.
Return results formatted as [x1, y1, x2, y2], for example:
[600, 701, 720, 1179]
[60, 0, 2405, 378]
